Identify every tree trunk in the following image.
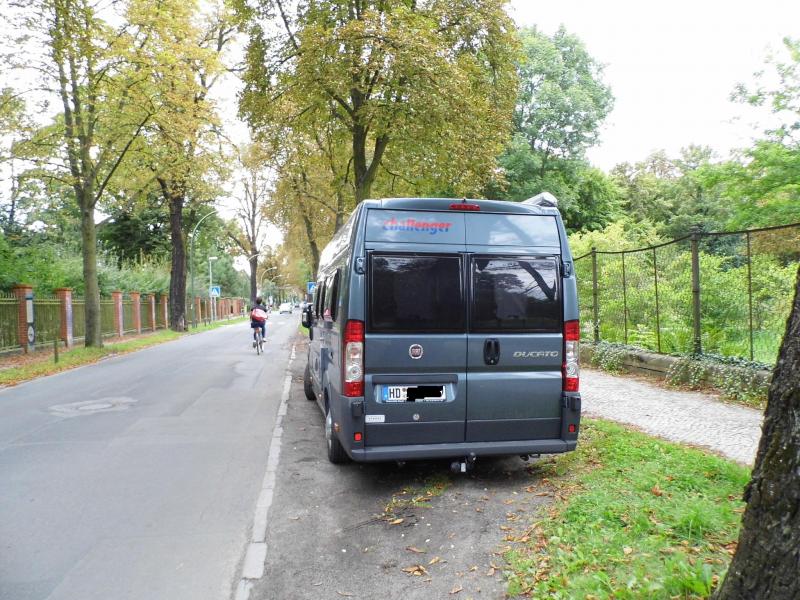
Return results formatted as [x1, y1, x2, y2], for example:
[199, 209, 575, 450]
[300, 211, 320, 277]
[80, 200, 102, 347]
[164, 182, 187, 331]
[249, 255, 258, 304]
[712, 264, 800, 600]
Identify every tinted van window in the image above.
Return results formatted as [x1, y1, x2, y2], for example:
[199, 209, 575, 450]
[472, 257, 560, 332]
[370, 254, 463, 332]
[325, 270, 340, 321]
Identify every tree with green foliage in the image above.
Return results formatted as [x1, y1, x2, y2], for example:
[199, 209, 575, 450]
[226, 144, 275, 303]
[238, 0, 519, 207]
[488, 26, 616, 232]
[7, 0, 158, 346]
[120, 0, 234, 331]
[514, 26, 613, 167]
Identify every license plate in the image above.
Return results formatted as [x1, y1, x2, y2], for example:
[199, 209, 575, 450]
[381, 385, 446, 402]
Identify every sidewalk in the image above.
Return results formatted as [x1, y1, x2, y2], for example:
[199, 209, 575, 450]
[581, 368, 763, 466]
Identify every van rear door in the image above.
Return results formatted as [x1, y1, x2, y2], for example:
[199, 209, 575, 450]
[363, 253, 468, 446]
[464, 214, 564, 442]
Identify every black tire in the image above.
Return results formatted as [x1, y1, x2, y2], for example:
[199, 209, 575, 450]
[325, 404, 349, 464]
[303, 363, 315, 401]
[255, 331, 261, 355]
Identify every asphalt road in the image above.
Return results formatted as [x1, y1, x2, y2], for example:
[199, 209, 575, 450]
[0, 314, 297, 600]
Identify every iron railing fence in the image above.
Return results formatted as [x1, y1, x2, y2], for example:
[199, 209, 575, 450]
[574, 222, 800, 365]
[0, 293, 19, 352]
[122, 300, 137, 334]
[33, 296, 61, 346]
[100, 299, 116, 337]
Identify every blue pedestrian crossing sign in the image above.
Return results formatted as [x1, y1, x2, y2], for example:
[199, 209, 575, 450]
[307, 281, 316, 295]
[210, 286, 221, 297]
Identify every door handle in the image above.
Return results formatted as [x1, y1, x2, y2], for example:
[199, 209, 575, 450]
[483, 338, 500, 366]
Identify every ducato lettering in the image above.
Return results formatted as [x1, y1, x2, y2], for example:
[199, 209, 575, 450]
[513, 351, 560, 358]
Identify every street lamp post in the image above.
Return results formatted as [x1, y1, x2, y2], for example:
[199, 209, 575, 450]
[208, 256, 218, 322]
[189, 210, 217, 328]
[258, 266, 277, 300]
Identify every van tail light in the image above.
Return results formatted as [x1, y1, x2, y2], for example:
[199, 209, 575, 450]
[449, 202, 481, 211]
[563, 320, 580, 392]
[343, 320, 364, 397]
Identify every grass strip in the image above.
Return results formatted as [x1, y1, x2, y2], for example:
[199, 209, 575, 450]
[505, 419, 750, 599]
[0, 317, 247, 387]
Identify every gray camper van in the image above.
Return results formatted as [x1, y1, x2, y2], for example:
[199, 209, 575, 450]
[301, 197, 581, 467]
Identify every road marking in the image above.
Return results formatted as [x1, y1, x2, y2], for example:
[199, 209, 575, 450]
[234, 344, 296, 600]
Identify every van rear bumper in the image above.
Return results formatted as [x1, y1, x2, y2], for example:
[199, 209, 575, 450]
[348, 439, 577, 462]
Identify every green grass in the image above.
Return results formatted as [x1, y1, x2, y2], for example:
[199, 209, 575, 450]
[505, 419, 750, 599]
[0, 317, 247, 386]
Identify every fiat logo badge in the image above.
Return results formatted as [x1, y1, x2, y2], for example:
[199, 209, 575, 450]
[409, 344, 424, 359]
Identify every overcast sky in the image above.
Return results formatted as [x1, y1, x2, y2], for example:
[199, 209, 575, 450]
[508, 0, 800, 170]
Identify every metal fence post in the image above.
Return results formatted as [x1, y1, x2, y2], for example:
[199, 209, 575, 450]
[621, 252, 629, 345]
[690, 231, 702, 355]
[652, 248, 662, 353]
[591, 247, 599, 343]
[746, 232, 754, 361]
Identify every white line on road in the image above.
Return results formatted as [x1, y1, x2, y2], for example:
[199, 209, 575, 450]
[234, 344, 296, 600]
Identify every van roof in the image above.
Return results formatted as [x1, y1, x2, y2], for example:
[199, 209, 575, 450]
[365, 197, 560, 217]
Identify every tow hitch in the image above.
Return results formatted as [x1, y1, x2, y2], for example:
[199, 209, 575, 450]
[450, 453, 477, 474]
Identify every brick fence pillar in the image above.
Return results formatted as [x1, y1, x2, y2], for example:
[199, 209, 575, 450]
[111, 290, 123, 338]
[54, 288, 74, 348]
[130, 292, 142, 333]
[147, 294, 156, 331]
[13, 284, 34, 353]
[161, 295, 169, 329]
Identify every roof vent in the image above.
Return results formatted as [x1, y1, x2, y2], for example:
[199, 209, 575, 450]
[522, 192, 559, 208]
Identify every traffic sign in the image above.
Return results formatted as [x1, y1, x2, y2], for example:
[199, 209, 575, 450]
[307, 281, 316, 295]
[210, 286, 221, 297]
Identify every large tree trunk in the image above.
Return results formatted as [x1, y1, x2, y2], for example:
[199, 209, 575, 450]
[300, 211, 320, 277]
[80, 200, 102, 347]
[249, 255, 258, 304]
[164, 180, 187, 331]
[712, 264, 800, 600]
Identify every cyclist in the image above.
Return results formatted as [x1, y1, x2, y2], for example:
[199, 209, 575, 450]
[250, 296, 269, 347]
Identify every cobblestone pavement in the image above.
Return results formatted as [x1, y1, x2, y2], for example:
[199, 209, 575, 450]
[582, 368, 763, 465]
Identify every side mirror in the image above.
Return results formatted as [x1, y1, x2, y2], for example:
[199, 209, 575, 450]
[301, 307, 312, 329]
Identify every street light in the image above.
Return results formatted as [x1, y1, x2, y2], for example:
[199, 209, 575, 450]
[189, 210, 217, 327]
[208, 256, 218, 322]
[258, 266, 277, 296]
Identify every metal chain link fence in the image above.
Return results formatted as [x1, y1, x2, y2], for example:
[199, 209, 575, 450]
[574, 222, 800, 365]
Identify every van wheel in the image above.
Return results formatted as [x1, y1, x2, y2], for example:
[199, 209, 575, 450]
[303, 363, 315, 401]
[325, 406, 349, 464]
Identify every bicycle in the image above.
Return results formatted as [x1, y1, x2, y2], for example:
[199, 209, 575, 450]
[254, 328, 264, 355]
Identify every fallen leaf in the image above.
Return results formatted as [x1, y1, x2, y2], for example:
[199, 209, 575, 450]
[469, 566, 478, 572]
[389, 518, 404, 525]
[428, 556, 442, 565]
[651, 485, 663, 497]
[402, 565, 429, 576]
[406, 546, 426, 554]
[486, 567, 496, 576]
[449, 584, 463, 595]
[503, 499, 514, 505]
[499, 525, 511, 531]
[623, 546, 633, 556]
[336, 592, 354, 598]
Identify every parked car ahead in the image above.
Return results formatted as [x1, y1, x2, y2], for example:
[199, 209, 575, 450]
[278, 302, 292, 314]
